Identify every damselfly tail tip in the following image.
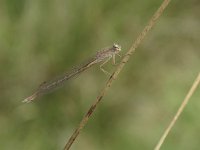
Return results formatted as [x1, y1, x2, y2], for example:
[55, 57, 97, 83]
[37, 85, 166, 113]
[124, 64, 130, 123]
[22, 93, 37, 103]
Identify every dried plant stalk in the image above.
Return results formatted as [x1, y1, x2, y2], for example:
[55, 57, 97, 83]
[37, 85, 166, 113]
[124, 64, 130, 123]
[154, 72, 200, 150]
[64, 0, 171, 149]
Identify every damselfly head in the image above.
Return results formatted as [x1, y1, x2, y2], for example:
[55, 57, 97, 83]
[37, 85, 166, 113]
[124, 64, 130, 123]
[113, 43, 121, 52]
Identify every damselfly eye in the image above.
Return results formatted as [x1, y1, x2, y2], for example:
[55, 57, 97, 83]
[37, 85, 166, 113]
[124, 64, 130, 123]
[113, 43, 121, 51]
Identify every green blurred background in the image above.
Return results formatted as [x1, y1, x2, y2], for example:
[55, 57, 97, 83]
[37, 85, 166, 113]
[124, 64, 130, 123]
[0, 0, 199, 149]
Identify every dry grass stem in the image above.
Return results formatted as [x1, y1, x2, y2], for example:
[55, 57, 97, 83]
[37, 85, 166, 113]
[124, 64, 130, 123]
[64, 0, 171, 149]
[154, 72, 200, 150]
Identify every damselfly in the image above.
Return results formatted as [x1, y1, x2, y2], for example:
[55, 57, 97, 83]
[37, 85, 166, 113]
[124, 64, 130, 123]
[23, 44, 121, 103]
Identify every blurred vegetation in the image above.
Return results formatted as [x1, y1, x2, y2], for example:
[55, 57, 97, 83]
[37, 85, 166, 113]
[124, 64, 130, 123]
[0, 0, 200, 150]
